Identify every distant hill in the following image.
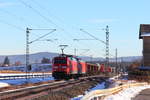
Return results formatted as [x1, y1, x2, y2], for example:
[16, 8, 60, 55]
[0, 52, 59, 64]
[0, 52, 142, 64]
[110, 56, 142, 62]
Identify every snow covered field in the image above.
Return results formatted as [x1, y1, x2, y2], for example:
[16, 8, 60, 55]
[0, 64, 54, 88]
[72, 75, 150, 100]
[0, 77, 54, 88]
[89, 82, 105, 91]
[71, 81, 106, 100]
[104, 85, 150, 100]
[71, 75, 120, 100]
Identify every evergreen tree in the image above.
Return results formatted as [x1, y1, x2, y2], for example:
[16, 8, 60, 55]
[41, 57, 50, 64]
[3, 56, 10, 66]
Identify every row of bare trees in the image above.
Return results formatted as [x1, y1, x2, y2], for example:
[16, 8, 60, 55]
[0, 57, 52, 67]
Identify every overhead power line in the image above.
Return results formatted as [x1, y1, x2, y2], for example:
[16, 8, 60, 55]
[26, 28, 56, 74]
[30, 0, 82, 40]
[19, 0, 104, 57]
[0, 9, 23, 20]
[80, 29, 106, 44]
[19, 0, 76, 42]
[0, 19, 24, 31]
[29, 29, 56, 44]
[19, 0, 76, 43]
[0, 8, 33, 28]
[73, 39, 96, 41]
[19, 0, 63, 30]
[30, 0, 64, 23]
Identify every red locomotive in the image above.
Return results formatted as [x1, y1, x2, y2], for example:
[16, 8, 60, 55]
[52, 54, 112, 80]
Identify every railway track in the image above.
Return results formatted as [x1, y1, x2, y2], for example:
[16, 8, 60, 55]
[0, 75, 107, 100]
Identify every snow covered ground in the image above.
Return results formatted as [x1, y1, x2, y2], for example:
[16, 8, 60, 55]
[71, 75, 144, 100]
[104, 85, 150, 100]
[71, 81, 106, 100]
[89, 82, 105, 91]
[71, 75, 121, 100]
[0, 82, 10, 88]
[0, 77, 54, 88]
[0, 64, 54, 88]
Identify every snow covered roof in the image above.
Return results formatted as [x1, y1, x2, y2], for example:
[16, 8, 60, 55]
[141, 32, 150, 37]
[139, 24, 150, 39]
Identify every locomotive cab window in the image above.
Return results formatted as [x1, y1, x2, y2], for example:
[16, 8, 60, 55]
[54, 59, 67, 64]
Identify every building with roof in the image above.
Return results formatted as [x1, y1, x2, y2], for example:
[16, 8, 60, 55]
[139, 24, 150, 66]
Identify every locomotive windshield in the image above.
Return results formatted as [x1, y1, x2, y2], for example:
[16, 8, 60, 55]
[54, 58, 67, 64]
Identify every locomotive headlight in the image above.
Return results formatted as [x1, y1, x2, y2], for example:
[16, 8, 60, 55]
[54, 66, 58, 68]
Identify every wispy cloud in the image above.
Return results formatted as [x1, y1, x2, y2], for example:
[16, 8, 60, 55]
[88, 18, 118, 23]
[0, 2, 17, 7]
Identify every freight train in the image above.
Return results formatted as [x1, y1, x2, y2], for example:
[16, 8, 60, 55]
[52, 54, 112, 80]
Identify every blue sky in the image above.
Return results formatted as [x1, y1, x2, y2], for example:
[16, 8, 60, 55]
[0, 0, 149, 57]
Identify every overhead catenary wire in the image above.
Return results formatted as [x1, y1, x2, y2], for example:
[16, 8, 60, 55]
[0, 7, 45, 32]
[30, 0, 64, 24]
[0, 8, 34, 28]
[0, 11, 47, 40]
[30, 0, 83, 43]
[20, 0, 90, 47]
[19, 0, 76, 46]
[0, 7, 56, 40]
[19, 0, 105, 57]
[29, 29, 56, 44]
[19, 0, 64, 30]
[0, 19, 24, 31]
[80, 29, 106, 44]
[0, 9, 23, 21]
[78, 28, 112, 59]
[18, 0, 73, 50]
[23, 0, 81, 42]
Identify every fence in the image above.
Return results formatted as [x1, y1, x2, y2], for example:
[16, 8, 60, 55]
[0, 73, 52, 80]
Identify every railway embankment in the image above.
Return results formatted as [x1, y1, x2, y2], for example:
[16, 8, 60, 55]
[32, 77, 107, 100]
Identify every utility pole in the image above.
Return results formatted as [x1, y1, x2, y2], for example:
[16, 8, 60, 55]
[105, 25, 109, 67]
[121, 57, 123, 73]
[90, 55, 93, 62]
[115, 48, 118, 74]
[25, 28, 56, 80]
[77, 27, 109, 66]
[74, 48, 77, 56]
[26, 27, 30, 79]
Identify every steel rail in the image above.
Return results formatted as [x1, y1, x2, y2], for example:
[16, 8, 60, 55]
[0, 80, 65, 100]
[0, 75, 107, 100]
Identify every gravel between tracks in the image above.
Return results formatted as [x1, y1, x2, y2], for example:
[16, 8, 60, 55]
[33, 78, 107, 100]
